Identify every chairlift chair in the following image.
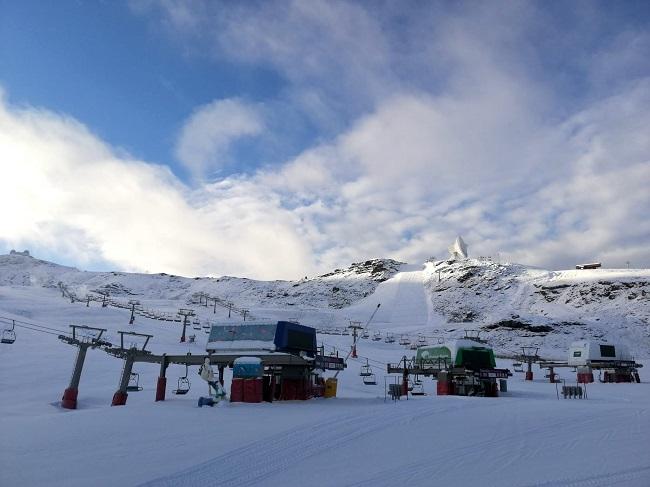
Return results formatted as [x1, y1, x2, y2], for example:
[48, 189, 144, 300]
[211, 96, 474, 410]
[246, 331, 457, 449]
[409, 342, 418, 350]
[513, 362, 524, 373]
[359, 359, 373, 377]
[417, 335, 427, 346]
[361, 329, 370, 339]
[411, 381, 425, 396]
[1, 320, 16, 344]
[173, 365, 191, 395]
[399, 335, 411, 346]
[385, 333, 395, 343]
[372, 331, 382, 341]
[363, 373, 377, 385]
[127, 372, 143, 392]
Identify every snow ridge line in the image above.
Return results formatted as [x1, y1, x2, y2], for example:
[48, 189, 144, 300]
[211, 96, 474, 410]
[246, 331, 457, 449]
[139, 400, 494, 487]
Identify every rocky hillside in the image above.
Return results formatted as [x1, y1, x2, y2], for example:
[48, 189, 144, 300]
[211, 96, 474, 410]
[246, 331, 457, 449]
[424, 259, 650, 357]
[0, 253, 403, 310]
[1, 252, 648, 356]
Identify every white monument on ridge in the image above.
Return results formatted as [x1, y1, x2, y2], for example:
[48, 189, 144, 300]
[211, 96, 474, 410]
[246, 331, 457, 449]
[448, 236, 468, 260]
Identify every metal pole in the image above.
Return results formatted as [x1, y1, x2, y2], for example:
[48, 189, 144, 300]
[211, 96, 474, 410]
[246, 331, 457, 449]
[112, 355, 134, 406]
[181, 315, 188, 342]
[61, 344, 90, 409]
[69, 346, 89, 390]
[156, 354, 168, 402]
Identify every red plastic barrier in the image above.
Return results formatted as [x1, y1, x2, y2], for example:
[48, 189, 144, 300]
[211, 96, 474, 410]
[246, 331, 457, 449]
[244, 378, 263, 403]
[230, 378, 244, 402]
[437, 381, 450, 396]
[577, 372, 594, 384]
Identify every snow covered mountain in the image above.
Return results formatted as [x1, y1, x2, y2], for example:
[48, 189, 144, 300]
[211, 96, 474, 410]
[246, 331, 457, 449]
[0, 252, 648, 357]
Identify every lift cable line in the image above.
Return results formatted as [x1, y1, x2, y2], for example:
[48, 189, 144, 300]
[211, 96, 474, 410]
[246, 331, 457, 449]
[0, 315, 72, 337]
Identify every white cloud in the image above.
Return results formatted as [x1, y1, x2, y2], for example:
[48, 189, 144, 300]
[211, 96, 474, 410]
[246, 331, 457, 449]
[2, 2, 649, 279]
[0, 96, 312, 280]
[175, 98, 263, 179]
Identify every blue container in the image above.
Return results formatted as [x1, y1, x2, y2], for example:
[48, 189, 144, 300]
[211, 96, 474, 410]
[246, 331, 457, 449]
[233, 357, 263, 378]
[274, 321, 317, 357]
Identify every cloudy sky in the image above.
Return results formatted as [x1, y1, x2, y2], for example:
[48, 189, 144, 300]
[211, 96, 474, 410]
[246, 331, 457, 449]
[1, 1, 649, 279]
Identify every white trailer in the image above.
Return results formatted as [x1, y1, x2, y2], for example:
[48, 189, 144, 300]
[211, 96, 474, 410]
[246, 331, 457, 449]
[568, 341, 632, 367]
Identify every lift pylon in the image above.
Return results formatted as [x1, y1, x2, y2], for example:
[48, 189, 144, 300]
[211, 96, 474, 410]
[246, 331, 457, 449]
[58, 325, 110, 409]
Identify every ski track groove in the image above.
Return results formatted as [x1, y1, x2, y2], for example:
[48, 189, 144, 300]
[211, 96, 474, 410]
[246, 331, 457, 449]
[139, 400, 496, 487]
[522, 465, 650, 487]
[348, 410, 638, 487]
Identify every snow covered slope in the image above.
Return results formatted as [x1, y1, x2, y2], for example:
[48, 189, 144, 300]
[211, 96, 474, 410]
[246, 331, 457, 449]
[425, 259, 650, 357]
[0, 253, 648, 356]
[1, 254, 650, 486]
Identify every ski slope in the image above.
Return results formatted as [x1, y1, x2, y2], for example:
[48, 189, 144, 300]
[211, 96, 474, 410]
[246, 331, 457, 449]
[1, 283, 649, 487]
[343, 263, 445, 333]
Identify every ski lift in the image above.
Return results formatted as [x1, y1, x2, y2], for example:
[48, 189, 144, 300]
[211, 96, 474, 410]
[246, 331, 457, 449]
[363, 373, 377, 385]
[372, 331, 382, 341]
[409, 342, 418, 350]
[359, 359, 373, 377]
[193, 320, 201, 330]
[411, 379, 425, 396]
[1, 320, 16, 344]
[189, 334, 196, 343]
[173, 364, 191, 395]
[384, 333, 395, 343]
[361, 329, 370, 339]
[417, 335, 427, 346]
[127, 372, 143, 392]
[513, 362, 524, 373]
[399, 335, 411, 346]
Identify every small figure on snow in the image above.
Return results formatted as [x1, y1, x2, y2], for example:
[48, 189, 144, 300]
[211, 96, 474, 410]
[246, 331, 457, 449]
[198, 358, 226, 406]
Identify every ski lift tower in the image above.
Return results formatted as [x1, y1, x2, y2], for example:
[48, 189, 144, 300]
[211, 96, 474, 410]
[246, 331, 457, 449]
[110, 331, 153, 406]
[348, 321, 363, 358]
[128, 300, 141, 325]
[177, 308, 195, 343]
[348, 303, 381, 359]
[520, 346, 539, 381]
[96, 290, 110, 308]
[58, 325, 110, 409]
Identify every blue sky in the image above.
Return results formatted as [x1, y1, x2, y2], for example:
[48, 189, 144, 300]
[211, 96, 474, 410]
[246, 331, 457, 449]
[0, 1, 293, 179]
[0, 1, 649, 278]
